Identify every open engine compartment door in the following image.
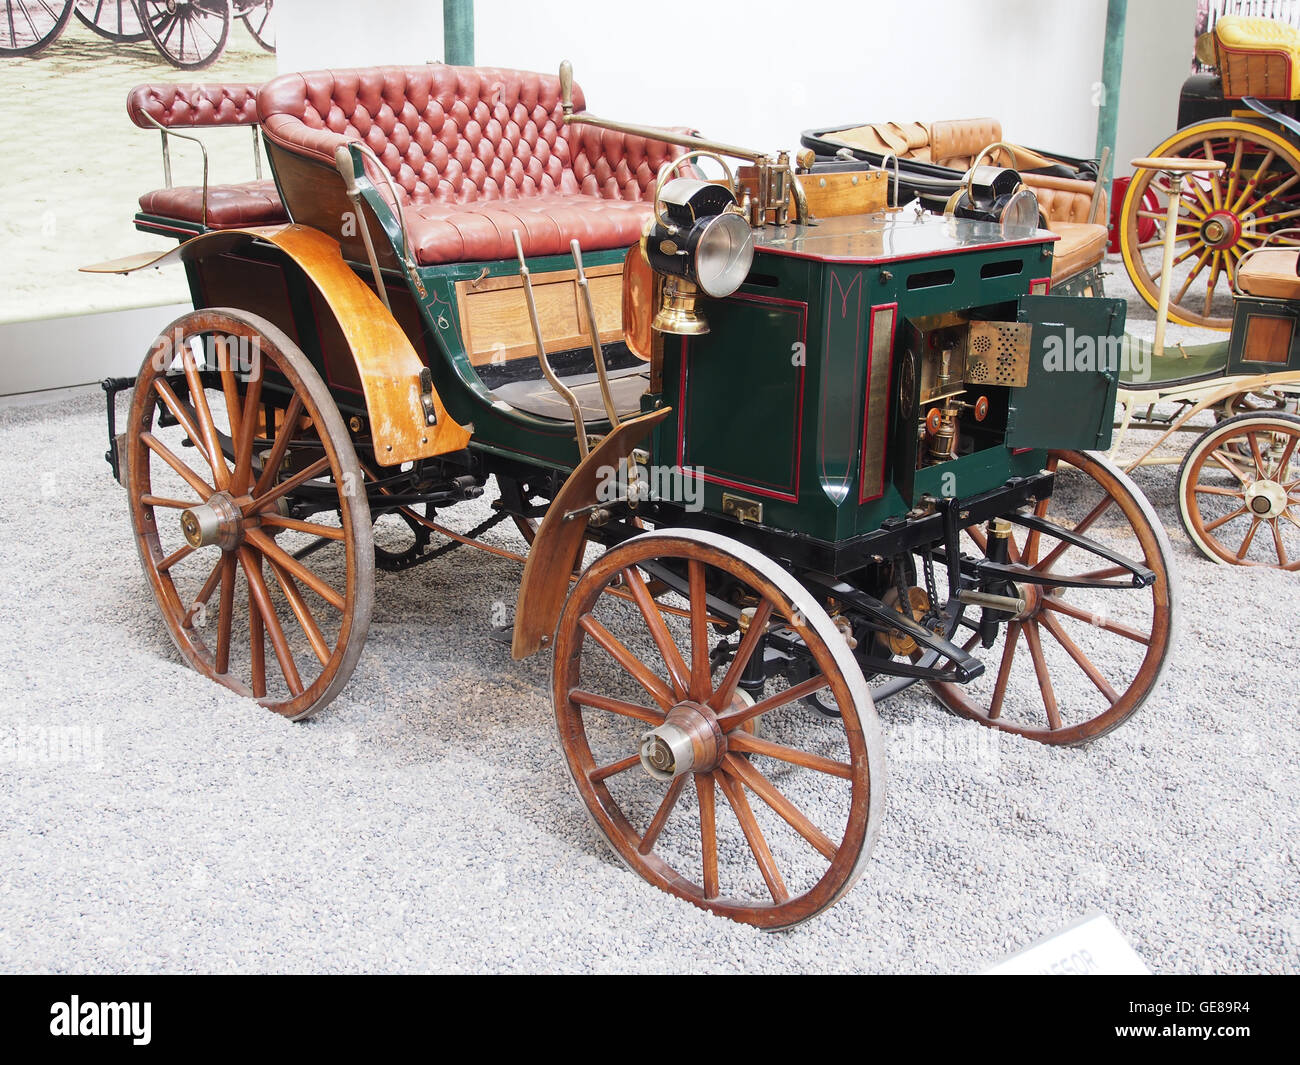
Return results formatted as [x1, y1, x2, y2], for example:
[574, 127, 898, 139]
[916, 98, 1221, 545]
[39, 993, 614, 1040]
[1007, 294, 1126, 451]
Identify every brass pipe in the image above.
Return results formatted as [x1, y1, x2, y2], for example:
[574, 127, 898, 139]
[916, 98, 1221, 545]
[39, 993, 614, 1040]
[562, 111, 767, 164]
[513, 231, 590, 458]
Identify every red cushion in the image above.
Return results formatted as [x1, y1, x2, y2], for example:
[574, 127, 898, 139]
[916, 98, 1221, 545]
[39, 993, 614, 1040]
[405, 193, 652, 265]
[138, 180, 289, 229]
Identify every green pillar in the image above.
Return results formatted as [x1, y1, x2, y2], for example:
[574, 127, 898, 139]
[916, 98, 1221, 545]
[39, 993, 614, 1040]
[443, 0, 474, 65]
[1095, 0, 1127, 192]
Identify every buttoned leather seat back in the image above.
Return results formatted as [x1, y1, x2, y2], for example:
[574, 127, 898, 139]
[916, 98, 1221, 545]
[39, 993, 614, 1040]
[257, 64, 690, 265]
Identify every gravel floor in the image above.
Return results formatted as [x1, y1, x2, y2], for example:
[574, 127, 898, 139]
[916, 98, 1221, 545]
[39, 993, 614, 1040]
[0, 255, 1297, 974]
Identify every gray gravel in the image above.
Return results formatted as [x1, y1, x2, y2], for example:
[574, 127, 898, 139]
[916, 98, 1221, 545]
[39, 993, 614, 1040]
[0, 257, 1297, 973]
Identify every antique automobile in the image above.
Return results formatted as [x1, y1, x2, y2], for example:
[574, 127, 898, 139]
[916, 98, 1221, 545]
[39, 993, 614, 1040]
[90, 62, 1176, 928]
[800, 117, 1110, 299]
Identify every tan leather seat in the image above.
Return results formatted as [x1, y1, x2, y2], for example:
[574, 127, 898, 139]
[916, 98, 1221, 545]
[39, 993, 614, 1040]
[1049, 222, 1109, 285]
[1236, 248, 1300, 300]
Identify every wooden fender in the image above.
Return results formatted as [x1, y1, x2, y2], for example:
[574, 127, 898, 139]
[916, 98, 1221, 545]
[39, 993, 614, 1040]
[82, 224, 471, 465]
[512, 406, 671, 660]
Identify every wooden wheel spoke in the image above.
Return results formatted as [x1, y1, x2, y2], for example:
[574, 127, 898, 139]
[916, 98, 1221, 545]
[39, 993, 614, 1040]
[1204, 503, 1248, 532]
[568, 687, 665, 724]
[140, 494, 196, 510]
[1248, 431, 1268, 478]
[246, 455, 331, 516]
[696, 773, 720, 900]
[1071, 564, 1133, 581]
[1193, 483, 1245, 498]
[157, 541, 196, 573]
[577, 614, 675, 709]
[152, 378, 212, 469]
[688, 560, 711, 702]
[1237, 517, 1262, 559]
[257, 513, 346, 540]
[1039, 610, 1119, 705]
[142, 432, 214, 501]
[215, 552, 236, 675]
[1022, 622, 1062, 730]
[722, 754, 837, 862]
[180, 343, 230, 490]
[231, 369, 262, 495]
[1173, 248, 1212, 305]
[725, 730, 852, 779]
[239, 546, 303, 696]
[1043, 597, 1152, 646]
[245, 527, 345, 611]
[988, 621, 1020, 720]
[637, 775, 687, 856]
[252, 393, 304, 497]
[589, 753, 642, 783]
[715, 770, 789, 904]
[184, 557, 224, 627]
[716, 672, 830, 731]
[708, 599, 774, 712]
[1268, 519, 1291, 568]
[267, 558, 331, 667]
[1271, 436, 1298, 482]
[219, 358, 243, 442]
[622, 566, 690, 699]
[249, 581, 266, 698]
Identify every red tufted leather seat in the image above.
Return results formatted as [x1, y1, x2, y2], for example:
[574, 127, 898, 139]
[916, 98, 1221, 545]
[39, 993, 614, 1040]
[128, 82, 289, 230]
[257, 65, 691, 265]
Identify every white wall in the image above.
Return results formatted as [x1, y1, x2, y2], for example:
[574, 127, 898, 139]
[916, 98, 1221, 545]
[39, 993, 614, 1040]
[277, 0, 1199, 175]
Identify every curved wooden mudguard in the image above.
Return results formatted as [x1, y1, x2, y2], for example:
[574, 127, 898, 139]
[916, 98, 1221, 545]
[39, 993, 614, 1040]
[511, 406, 671, 660]
[82, 224, 471, 465]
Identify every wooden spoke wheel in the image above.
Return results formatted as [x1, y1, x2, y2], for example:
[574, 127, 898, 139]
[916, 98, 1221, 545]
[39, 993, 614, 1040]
[1178, 412, 1300, 569]
[140, 0, 228, 70]
[125, 309, 374, 720]
[930, 450, 1178, 745]
[74, 0, 145, 41]
[553, 529, 884, 929]
[1119, 120, 1300, 330]
[0, 0, 72, 55]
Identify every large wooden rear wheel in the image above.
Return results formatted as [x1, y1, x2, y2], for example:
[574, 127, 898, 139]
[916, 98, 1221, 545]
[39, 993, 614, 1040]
[125, 309, 374, 720]
[553, 529, 884, 929]
[930, 451, 1178, 745]
[1178, 412, 1300, 569]
[1119, 120, 1300, 330]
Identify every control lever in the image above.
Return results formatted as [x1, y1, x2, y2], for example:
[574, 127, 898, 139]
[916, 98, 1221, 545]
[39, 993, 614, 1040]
[334, 144, 393, 313]
[570, 239, 621, 428]
[513, 231, 590, 459]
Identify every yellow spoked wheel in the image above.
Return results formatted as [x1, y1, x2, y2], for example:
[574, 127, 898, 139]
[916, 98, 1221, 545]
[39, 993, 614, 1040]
[1119, 119, 1300, 330]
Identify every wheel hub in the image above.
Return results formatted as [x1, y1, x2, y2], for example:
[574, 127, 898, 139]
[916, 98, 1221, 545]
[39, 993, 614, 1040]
[1244, 479, 1288, 519]
[640, 701, 726, 780]
[180, 492, 243, 551]
[1199, 210, 1242, 250]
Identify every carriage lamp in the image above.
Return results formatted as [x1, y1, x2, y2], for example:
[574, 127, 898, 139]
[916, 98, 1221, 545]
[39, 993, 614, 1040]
[646, 176, 756, 335]
[949, 166, 1041, 232]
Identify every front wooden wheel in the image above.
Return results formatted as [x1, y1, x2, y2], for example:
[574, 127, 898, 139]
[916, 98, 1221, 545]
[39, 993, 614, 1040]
[1178, 412, 1300, 569]
[552, 529, 884, 930]
[930, 451, 1178, 745]
[125, 309, 374, 720]
[1119, 120, 1300, 330]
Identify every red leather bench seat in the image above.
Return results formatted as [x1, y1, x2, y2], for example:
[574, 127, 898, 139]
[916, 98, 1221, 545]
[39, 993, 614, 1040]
[127, 82, 289, 230]
[257, 65, 689, 265]
[138, 180, 288, 229]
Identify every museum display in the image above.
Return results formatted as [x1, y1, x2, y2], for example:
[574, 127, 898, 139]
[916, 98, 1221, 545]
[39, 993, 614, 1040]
[87, 60, 1178, 928]
[0, 1, 274, 67]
